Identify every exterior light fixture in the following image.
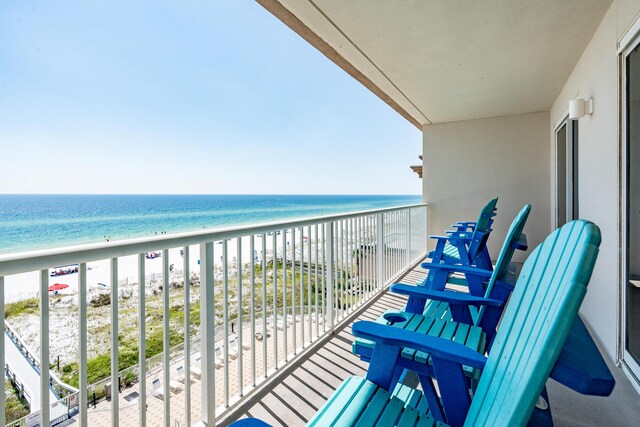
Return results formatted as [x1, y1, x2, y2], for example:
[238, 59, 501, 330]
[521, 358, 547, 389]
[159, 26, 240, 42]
[569, 98, 594, 119]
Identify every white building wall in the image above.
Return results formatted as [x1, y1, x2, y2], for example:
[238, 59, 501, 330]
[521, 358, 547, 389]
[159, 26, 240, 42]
[422, 111, 551, 263]
[549, 0, 640, 362]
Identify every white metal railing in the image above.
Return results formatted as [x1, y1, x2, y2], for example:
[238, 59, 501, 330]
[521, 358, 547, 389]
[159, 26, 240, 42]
[0, 203, 427, 426]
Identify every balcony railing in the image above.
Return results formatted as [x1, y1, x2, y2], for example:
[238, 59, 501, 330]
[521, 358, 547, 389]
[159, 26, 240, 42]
[0, 203, 427, 426]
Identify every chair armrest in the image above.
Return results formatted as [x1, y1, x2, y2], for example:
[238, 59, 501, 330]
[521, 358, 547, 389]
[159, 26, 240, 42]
[454, 221, 476, 228]
[353, 321, 487, 369]
[390, 284, 504, 307]
[511, 233, 528, 251]
[229, 420, 273, 427]
[419, 262, 493, 278]
[429, 234, 474, 242]
[445, 230, 474, 238]
[445, 229, 461, 234]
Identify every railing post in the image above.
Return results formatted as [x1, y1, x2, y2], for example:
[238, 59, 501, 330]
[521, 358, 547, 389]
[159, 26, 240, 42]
[39, 269, 50, 427]
[223, 240, 230, 405]
[272, 232, 278, 369]
[236, 238, 243, 394]
[78, 263, 88, 427]
[183, 246, 191, 426]
[162, 249, 171, 427]
[407, 209, 412, 265]
[138, 254, 147, 427]
[425, 205, 429, 254]
[110, 258, 119, 427]
[327, 221, 334, 333]
[0, 276, 4, 427]
[376, 214, 385, 290]
[200, 242, 216, 426]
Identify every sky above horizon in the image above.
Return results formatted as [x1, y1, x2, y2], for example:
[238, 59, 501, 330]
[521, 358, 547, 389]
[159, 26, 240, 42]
[0, 1, 422, 195]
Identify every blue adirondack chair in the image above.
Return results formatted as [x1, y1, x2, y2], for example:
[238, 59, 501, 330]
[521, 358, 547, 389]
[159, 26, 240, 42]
[427, 198, 498, 271]
[232, 220, 605, 427]
[396, 204, 530, 341]
[420, 203, 528, 298]
[353, 204, 531, 373]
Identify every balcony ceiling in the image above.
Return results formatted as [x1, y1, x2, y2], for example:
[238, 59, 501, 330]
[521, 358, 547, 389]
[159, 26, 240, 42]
[258, 0, 613, 127]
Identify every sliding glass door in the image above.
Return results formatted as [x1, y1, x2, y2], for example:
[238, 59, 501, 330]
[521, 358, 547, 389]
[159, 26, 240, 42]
[626, 41, 640, 367]
[556, 119, 579, 228]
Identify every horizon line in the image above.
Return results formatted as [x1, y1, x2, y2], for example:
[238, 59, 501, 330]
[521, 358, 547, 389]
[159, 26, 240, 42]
[0, 193, 422, 197]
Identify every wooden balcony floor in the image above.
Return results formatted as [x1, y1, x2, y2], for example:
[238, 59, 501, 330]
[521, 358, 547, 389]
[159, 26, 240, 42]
[224, 264, 640, 427]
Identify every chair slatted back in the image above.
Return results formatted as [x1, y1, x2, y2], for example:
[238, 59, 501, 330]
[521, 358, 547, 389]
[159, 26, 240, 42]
[466, 220, 601, 427]
[468, 198, 498, 259]
[475, 204, 531, 333]
[483, 204, 531, 297]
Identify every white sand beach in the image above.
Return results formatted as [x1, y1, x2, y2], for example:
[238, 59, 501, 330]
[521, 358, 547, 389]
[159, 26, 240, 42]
[3, 228, 324, 303]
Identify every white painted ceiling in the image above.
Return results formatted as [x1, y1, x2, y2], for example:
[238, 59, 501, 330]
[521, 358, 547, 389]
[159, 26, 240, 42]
[273, 0, 613, 125]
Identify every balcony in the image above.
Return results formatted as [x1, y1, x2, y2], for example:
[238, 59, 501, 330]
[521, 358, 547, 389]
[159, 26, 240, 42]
[2, 203, 640, 426]
[0, 204, 428, 426]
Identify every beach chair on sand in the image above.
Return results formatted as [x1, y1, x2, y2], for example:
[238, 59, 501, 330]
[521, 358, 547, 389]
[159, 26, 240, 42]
[214, 348, 225, 368]
[190, 357, 201, 379]
[152, 379, 165, 401]
[169, 377, 182, 393]
[228, 335, 240, 359]
[153, 376, 181, 395]
[427, 198, 498, 271]
[175, 365, 185, 383]
[353, 204, 530, 365]
[232, 220, 607, 427]
[276, 315, 293, 330]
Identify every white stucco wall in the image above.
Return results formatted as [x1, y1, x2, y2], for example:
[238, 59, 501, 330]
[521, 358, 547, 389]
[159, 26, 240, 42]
[549, 0, 640, 362]
[422, 111, 551, 263]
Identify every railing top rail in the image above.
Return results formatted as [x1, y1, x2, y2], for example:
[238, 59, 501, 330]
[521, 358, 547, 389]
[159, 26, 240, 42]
[0, 203, 426, 276]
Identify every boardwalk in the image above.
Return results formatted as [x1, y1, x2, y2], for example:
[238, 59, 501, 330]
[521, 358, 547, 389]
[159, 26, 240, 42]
[4, 332, 61, 417]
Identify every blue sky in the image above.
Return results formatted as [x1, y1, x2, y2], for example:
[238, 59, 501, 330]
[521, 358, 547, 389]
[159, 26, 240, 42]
[0, 1, 421, 195]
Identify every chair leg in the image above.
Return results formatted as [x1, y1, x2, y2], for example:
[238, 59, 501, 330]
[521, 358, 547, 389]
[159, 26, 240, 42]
[418, 373, 445, 423]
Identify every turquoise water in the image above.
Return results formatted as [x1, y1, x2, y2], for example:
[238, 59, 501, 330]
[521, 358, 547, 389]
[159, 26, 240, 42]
[0, 194, 421, 254]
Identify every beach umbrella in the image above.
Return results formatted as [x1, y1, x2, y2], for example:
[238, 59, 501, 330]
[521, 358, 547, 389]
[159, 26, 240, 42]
[48, 283, 69, 292]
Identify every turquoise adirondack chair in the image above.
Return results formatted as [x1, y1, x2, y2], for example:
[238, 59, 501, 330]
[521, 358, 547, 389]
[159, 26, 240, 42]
[231, 220, 603, 427]
[427, 198, 498, 271]
[353, 204, 531, 375]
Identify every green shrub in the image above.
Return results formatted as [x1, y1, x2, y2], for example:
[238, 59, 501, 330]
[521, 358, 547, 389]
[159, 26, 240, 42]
[5, 380, 29, 422]
[5, 298, 39, 318]
[90, 293, 110, 307]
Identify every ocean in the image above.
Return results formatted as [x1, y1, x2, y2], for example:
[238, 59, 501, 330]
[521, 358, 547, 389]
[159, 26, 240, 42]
[0, 194, 421, 254]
